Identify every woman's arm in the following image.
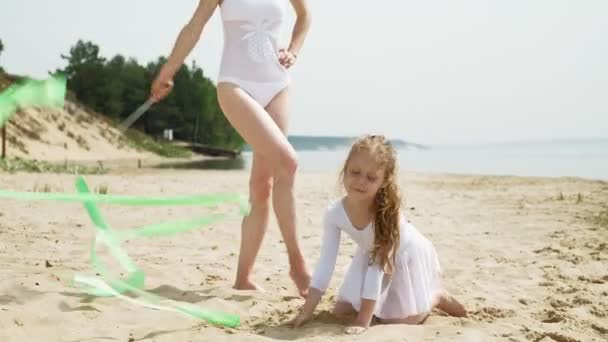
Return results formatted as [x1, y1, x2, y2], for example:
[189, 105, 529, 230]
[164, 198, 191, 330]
[151, 0, 218, 102]
[280, 0, 311, 68]
[287, 0, 311, 55]
[164, 0, 219, 74]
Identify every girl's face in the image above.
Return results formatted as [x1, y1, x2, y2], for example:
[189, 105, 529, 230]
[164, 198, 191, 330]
[343, 151, 385, 203]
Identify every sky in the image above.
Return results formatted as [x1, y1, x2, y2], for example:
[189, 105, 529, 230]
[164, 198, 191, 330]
[1, 0, 607, 145]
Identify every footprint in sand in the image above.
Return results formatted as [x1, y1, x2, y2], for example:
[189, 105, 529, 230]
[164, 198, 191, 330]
[549, 230, 567, 239]
[536, 332, 580, 342]
[549, 298, 572, 309]
[556, 286, 578, 294]
[469, 306, 515, 322]
[533, 309, 565, 323]
[577, 275, 606, 284]
[0, 295, 20, 305]
[571, 296, 592, 305]
[521, 325, 580, 342]
[490, 255, 515, 264]
[534, 246, 561, 254]
[591, 323, 608, 334]
[204, 274, 224, 283]
[538, 281, 556, 287]
[2, 285, 45, 305]
[589, 305, 606, 318]
[534, 245, 583, 264]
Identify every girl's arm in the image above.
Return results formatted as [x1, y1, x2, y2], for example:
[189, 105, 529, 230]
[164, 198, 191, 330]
[353, 262, 385, 327]
[292, 287, 323, 327]
[352, 299, 376, 328]
[151, 0, 218, 102]
[293, 209, 340, 328]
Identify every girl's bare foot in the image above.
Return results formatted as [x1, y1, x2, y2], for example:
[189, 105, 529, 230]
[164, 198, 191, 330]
[436, 293, 467, 317]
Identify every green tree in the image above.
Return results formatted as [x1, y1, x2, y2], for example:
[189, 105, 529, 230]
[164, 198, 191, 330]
[58, 39, 245, 150]
[0, 38, 4, 70]
[58, 40, 108, 112]
[99, 55, 126, 116]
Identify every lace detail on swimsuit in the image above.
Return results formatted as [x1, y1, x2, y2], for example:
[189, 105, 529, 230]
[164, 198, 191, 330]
[241, 19, 277, 63]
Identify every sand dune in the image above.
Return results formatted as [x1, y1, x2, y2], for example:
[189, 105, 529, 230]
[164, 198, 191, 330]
[4, 97, 154, 161]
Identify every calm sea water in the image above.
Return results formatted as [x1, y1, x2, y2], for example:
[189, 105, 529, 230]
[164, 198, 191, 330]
[167, 138, 608, 181]
[255, 138, 608, 180]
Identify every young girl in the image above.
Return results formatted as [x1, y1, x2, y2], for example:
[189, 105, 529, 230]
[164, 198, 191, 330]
[292, 135, 466, 329]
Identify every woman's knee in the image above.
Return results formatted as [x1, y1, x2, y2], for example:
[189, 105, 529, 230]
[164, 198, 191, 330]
[249, 176, 273, 204]
[277, 148, 298, 177]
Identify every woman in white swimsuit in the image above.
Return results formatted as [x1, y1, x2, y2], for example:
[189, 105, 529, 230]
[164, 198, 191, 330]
[150, 0, 312, 297]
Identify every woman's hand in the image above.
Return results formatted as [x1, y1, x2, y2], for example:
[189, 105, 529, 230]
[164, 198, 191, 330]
[150, 65, 175, 103]
[278, 48, 297, 69]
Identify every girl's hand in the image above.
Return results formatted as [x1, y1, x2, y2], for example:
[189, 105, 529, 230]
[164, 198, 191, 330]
[291, 310, 313, 328]
[350, 317, 371, 329]
[278, 48, 297, 69]
[150, 65, 175, 103]
[344, 325, 367, 335]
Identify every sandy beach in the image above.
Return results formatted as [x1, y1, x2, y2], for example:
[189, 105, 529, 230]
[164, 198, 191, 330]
[0, 169, 606, 341]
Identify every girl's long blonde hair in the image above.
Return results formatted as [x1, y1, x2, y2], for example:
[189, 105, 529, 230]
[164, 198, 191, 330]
[340, 135, 402, 274]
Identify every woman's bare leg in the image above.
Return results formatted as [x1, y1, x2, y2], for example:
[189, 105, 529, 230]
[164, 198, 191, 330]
[233, 152, 273, 290]
[264, 87, 310, 296]
[218, 83, 309, 296]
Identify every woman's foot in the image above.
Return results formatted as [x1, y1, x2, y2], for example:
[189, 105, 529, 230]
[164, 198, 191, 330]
[436, 293, 467, 317]
[233, 278, 263, 291]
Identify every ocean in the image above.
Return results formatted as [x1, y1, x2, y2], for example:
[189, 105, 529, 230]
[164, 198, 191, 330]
[173, 137, 608, 181]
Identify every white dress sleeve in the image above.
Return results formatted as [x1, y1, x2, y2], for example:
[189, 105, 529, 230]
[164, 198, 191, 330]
[310, 209, 342, 293]
[361, 260, 385, 300]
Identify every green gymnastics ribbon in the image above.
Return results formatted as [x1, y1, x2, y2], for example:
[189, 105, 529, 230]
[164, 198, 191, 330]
[0, 75, 243, 327]
[0, 74, 67, 127]
[71, 176, 241, 327]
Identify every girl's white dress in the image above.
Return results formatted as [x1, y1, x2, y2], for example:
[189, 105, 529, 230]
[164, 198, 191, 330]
[310, 198, 444, 319]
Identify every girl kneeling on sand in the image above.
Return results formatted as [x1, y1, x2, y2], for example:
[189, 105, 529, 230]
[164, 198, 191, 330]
[292, 135, 466, 330]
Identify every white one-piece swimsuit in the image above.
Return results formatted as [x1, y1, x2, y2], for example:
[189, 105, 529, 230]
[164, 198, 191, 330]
[218, 0, 290, 108]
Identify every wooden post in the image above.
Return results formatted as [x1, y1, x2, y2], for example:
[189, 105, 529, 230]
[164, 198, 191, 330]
[1, 125, 6, 159]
